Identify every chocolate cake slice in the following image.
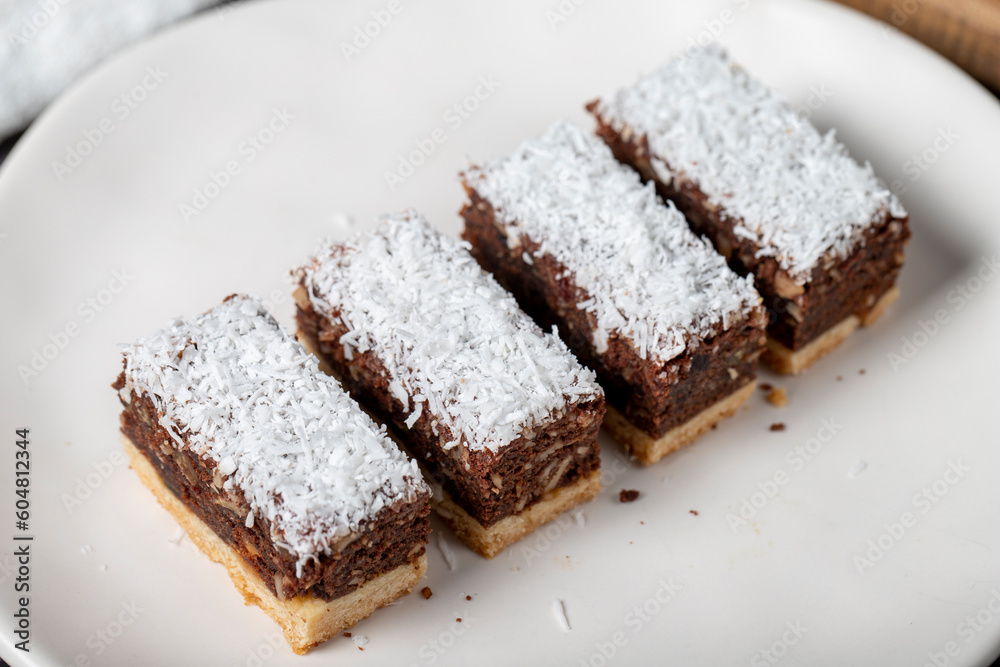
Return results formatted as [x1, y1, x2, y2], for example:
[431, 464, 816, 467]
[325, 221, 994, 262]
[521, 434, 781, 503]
[293, 210, 604, 558]
[461, 121, 766, 464]
[588, 45, 910, 374]
[114, 294, 430, 654]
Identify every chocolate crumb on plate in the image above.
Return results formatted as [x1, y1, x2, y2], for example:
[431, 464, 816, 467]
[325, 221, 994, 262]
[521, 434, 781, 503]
[420, 587, 432, 599]
[759, 383, 774, 392]
[769, 423, 786, 432]
[619, 489, 640, 503]
[690, 509, 699, 516]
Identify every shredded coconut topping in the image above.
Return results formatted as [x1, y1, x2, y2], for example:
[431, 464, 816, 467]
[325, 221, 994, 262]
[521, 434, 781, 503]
[464, 121, 760, 365]
[437, 532, 458, 571]
[594, 45, 907, 283]
[119, 295, 427, 576]
[553, 598, 572, 631]
[295, 210, 602, 453]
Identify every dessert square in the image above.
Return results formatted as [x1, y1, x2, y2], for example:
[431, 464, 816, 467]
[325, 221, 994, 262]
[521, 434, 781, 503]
[293, 210, 604, 558]
[587, 46, 910, 374]
[460, 121, 766, 464]
[113, 294, 430, 654]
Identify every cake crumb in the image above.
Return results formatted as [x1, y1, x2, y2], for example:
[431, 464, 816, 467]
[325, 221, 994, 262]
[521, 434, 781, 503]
[689, 509, 699, 516]
[767, 387, 788, 407]
[437, 533, 457, 571]
[759, 382, 774, 392]
[619, 489, 640, 503]
[352, 634, 368, 650]
[769, 422, 786, 432]
[456, 618, 462, 622]
[465, 595, 472, 601]
[331, 212, 354, 230]
[343, 632, 352, 638]
[552, 598, 571, 631]
[420, 587, 432, 599]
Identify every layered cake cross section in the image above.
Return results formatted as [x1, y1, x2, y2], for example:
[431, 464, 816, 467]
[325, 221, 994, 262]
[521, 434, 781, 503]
[294, 210, 605, 558]
[588, 46, 910, 374]
[460, 121, 766, 464]
[114, 294, 430, 654]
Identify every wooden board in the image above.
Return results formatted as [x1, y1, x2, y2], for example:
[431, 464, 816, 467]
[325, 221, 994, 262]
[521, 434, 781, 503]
[834, 0, 1000, 92]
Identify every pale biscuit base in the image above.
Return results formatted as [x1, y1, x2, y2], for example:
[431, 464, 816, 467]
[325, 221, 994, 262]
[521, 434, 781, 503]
[603, 380, 757, 465]
[122, 436, 426, 655]
[432, 470, 602, 558]
[763, 316, 860, 376]
[861, 286, 899, 327]
[763, 287, 899, 375]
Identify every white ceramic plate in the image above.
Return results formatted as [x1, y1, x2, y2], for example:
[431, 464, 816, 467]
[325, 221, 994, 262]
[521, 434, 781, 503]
[1, 0, 999, 665]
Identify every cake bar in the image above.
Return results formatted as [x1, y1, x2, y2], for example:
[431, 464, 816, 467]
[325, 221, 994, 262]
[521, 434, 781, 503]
[460, 121, 766, 464]
[113, 295, 430, 654]
[588, 46, 910, 374]
[294, 210, 604, 558]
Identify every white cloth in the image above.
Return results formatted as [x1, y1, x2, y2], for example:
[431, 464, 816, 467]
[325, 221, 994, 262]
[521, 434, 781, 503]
[0, 0, 219, 139]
